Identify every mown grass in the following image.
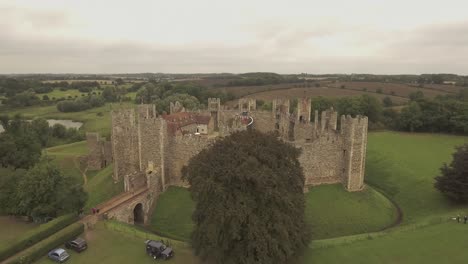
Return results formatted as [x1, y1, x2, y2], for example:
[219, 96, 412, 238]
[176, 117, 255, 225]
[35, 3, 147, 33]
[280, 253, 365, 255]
[306, 184, 397, 239]
[304, 132, 468, 263]
[84, 165, 123, 212]
[149, 184, 398, 241]
[305, 221, 468, 263]
[365, 132, 468, 223]
[46, 141, 89, 183]
[34, 222, 199, 264]
[150, 186, 195, 241]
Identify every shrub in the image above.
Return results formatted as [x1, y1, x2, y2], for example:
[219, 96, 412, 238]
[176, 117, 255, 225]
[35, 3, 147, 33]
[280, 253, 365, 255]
[9, 223, 84, 264]
[0, 214, 77, 261]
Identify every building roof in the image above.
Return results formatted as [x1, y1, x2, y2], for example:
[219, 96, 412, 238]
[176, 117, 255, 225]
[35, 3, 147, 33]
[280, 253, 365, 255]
[163, 112, 211, 136]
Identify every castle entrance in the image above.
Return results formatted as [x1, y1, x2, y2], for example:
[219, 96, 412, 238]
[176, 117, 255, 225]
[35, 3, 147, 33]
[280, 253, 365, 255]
[133, 203, 144, 224]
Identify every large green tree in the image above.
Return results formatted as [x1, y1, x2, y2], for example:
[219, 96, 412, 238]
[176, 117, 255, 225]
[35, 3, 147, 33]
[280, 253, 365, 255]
[15, 157, 87, 220]
[183, 130, 310, 264]
[435, 144, 468, 202]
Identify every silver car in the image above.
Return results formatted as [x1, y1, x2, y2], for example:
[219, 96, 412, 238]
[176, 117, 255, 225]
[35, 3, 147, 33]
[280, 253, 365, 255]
[48, 248, 70, 263]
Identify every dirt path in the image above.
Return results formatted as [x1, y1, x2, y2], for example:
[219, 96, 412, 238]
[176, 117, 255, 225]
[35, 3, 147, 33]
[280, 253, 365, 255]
[73, 157, 88, 185]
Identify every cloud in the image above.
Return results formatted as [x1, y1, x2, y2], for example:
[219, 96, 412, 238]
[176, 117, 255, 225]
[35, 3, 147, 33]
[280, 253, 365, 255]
[1, 0, 468, 74]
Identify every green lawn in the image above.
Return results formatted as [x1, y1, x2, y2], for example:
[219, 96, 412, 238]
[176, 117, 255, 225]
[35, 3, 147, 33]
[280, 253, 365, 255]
[46, 141, 89, 183]
[35, 222, 199, 264]
[150, 186, 195, 241]
[302, 132, 468, 263]
[305, 221, 468, 263]
[365, 132, 468, 223]
[306, 184, 397, 239]
[0, 216, 38, 246]
[84, 165, 124, 212]
[46, 141, 124, 212]
[150, 184, 398, 241]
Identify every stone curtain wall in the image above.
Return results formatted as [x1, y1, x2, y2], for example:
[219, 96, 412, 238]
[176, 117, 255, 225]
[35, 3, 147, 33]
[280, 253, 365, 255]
[298, 131, 343, 186]
[111, 109, 139, 182]
[166, 135, 215, 185]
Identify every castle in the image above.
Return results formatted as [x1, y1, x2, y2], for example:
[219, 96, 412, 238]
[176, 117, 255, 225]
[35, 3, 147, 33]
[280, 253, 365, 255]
[85, 97, 368, 224]
[110, 97, 367, 192]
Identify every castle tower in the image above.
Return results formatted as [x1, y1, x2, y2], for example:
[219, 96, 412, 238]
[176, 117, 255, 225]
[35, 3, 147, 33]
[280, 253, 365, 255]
[238, 98, 257, 112]
[297, 98, 311, 123]
[320, 108, 338, 132]
[137, 106, 167, 191]
[208, 98, 221, 130]
[111, 109, 139, 183]
[341, 115, 368, 191]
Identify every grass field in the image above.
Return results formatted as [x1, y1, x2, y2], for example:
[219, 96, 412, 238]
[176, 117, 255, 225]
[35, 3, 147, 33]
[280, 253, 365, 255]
[84, 165, 124, 212]
[46, 141, 89, 183]
[0, 216, 38, 246]
[40, 89, 98, 100]
[365, 132, 468, 223]
[150, 184, 398, 241]
[306, 184, 397, 239]
[0, 102, 134, 137]
[331, 81, 450, 98]
[46, 141, 124, 212]
[303, 132, 468, 263]
[306, 221, 468, 263]
[243, 87, 409, 105]
[150, 186, 195, 241]
[34, 222, 200, 264]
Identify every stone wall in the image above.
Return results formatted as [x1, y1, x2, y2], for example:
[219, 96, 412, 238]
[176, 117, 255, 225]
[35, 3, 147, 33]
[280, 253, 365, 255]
[85, 133, 112, 170]
[111, 109, 139, 182]
[165, 135, 215, 185]
[298, 131, 343, 186]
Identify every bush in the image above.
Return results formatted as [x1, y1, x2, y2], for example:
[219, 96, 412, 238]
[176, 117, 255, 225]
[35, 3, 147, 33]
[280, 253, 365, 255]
[0, 214, 77, 261]
[9, 223, 84, 264]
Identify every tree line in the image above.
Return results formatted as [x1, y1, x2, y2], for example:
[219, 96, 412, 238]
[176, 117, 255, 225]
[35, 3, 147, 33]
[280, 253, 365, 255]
[0, 116, 86, 220]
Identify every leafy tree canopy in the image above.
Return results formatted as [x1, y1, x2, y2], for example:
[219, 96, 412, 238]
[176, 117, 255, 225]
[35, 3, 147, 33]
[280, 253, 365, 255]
[183, 130, 311, 264]
[435, 144, 468, 202]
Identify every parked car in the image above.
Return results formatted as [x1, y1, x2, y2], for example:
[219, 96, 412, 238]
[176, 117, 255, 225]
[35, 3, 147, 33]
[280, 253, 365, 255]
[145, 240, 174, 260]
[65, 237, 88, 252]
[48, 248, 70, 263]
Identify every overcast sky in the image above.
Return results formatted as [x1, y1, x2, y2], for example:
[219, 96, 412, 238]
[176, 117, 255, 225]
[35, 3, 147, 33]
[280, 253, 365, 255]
[1, 0, 468, 74]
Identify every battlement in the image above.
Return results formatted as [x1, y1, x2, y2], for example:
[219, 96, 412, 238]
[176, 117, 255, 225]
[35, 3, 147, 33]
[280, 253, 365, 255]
[137, 104, 157, 119]
[207, 98, 221, 112]
[238, 98, 257, 112]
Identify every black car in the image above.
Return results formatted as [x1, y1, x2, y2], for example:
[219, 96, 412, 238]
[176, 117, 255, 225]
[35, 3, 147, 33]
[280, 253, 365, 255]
[65, 238, 88, 253]
[145, 240, 174, 260]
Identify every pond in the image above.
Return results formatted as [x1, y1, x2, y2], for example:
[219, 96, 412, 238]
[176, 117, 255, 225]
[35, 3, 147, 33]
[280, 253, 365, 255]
[0, 119, 83, 133]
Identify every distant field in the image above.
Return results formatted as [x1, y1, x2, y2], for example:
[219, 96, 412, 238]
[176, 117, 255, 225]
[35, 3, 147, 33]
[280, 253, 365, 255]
[243, 87, 409, 104]
[0, 102, 134, 137]
[416, 83, 464, 93]
[42, 80, 114, 85]
[331, 81, 450, 98]
[41, 89, 99, 100]
[208, 83, 299, 97]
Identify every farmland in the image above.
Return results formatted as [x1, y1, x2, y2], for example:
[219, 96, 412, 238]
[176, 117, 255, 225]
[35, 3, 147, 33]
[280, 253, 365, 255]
[242, 86, 409, 104]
